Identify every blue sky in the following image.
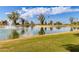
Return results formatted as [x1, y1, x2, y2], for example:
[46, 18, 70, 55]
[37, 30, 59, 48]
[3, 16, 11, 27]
[0, 6, 79, 24]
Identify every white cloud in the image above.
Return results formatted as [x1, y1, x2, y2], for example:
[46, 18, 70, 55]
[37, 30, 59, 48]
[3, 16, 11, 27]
[50, 7, 79, 14]
[5, 6, 79, 19]
[5, 12, 11, 14]
[19, 7, 50, 18]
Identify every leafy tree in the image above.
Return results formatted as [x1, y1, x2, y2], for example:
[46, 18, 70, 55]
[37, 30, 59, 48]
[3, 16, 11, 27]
[8, 12, 20, 25]
[38, 14, 45, 25]
[72, 22, 77, 25]
[2, 20, 8, 25]
[20, 18, 25, 25]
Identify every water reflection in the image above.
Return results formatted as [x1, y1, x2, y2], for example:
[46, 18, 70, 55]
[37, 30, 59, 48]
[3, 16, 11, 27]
[38, 27, 45, 35]
[56, 26, 62, 29]
[73, 27, 76, 30]
[77, 27, 79, 30]
[70, 27, 74, 31]
[20, 27, 25, 35]
[9, 29, 19, 39]
[31, 26, 34, 30]
[50, 27, 53, 31]
[45, 27, 47, 30]
[0, 26, 79, 40]
[70, 27, 79, 31]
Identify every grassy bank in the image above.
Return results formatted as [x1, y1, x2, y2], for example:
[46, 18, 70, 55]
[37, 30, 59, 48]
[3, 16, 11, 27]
[0, 31, 79, 52]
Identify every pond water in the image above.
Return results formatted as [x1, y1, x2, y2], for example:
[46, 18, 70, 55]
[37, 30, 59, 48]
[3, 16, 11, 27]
[0, 26, 79, 40]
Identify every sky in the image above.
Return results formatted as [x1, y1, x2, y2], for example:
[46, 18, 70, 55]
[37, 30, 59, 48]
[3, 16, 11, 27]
[0, 6, 79, 24]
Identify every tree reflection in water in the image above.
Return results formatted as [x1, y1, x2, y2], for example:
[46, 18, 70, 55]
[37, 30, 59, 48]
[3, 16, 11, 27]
[31, 26, 34, 30]
[44, 27, 47, 30]
[73, 27, 76, 30]
[20, 27, 25, 35]
[77, 27, 79, 30]
[70, 27, 79, 31]
[56, 26, 62, 30]
[38, 27, 45, 35]
[50, 27, 53, 31]
[9, 29, 19, 39]
[70, 27, 74, 31]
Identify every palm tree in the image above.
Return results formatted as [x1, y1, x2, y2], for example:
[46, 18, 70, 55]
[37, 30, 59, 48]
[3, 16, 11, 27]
[38, 14, 45, 25]
[8, 12, 20, 25]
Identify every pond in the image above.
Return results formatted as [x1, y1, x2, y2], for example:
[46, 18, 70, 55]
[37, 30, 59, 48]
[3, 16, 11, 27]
[0, 26, 79, 40]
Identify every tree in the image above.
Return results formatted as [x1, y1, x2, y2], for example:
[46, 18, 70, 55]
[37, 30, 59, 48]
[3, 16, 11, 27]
[38, 14, 45, 25]
[72, 22, 76, 25]
[48, 20, 53, 25]
[24, 20, 30, 27]
[45, 21, 47, 25]
[31, 21, 35, 26]
[20, 18, 25, 25]
[54, 21, 62, 25]
[69, 17, 74, 24]
[8, 12, 20, 25]
[2, 20, 8, 25]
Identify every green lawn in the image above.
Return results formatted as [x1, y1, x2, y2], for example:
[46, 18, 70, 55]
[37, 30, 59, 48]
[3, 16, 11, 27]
[0, 32, 79, 52]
